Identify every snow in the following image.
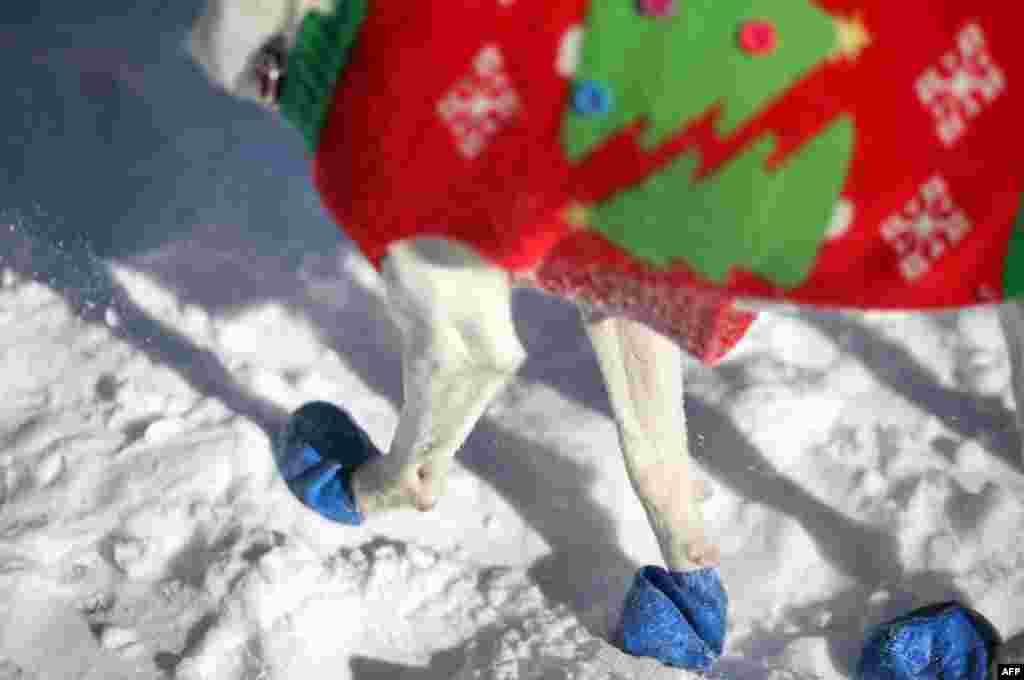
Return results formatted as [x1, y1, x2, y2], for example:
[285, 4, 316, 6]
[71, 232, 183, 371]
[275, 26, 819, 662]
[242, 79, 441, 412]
[3, 8, 1023, 674]
[1, 219, 1022, 679]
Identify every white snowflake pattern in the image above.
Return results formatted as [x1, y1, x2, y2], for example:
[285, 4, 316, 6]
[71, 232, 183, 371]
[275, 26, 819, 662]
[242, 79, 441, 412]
[915, 22, 1006, 147]
[881, 175, 972, 282]
[437, 44, 520, 160]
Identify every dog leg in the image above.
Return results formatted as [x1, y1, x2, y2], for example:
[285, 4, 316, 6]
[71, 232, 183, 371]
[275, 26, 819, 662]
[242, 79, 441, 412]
[997, 299, 1024, 462]
[351, 238, 527, 515]
[583, 311, 719, 572]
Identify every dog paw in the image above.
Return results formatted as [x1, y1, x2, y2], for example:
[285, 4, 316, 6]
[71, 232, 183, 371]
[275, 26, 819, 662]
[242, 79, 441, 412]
[275, 401, 382, 525]
[616, 565, 728, 673]
[856, 601, 1001, 680]
[686, 540, 721, 569]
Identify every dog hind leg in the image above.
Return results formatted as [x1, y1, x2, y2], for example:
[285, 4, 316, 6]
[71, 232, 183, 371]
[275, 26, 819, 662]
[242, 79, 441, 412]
[582, 311, 719, 572]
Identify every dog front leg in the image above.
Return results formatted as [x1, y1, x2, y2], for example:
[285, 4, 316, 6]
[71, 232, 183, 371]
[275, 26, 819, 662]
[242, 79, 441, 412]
[351, 239, 527, 516]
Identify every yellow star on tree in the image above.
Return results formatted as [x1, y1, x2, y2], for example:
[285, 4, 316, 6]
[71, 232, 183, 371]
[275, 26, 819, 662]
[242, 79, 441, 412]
[831, 14, 872, 62]
[563, 202, 591, 229]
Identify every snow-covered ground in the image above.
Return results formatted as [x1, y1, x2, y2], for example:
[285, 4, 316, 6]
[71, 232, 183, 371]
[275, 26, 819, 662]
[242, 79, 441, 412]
[3, 4, 1023, 676]
[1, 216, 1023, 680]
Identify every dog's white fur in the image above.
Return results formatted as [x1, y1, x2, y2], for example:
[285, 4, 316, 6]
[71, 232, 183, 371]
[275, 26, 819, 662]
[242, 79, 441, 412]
[364, 238, 717, 570]
[187, 1, 1024, 579]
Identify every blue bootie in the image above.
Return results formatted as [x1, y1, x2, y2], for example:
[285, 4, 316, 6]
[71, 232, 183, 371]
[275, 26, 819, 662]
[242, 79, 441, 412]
[857, 601, 1002, 680]
[617, 565, 728, 673]
[275, 401, 382, 525]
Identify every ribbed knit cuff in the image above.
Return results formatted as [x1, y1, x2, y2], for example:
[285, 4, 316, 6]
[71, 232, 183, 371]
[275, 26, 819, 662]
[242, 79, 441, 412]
[279, 0, 368, 153]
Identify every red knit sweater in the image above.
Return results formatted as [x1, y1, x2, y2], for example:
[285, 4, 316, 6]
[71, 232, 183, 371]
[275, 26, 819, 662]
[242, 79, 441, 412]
[309, 1, 1024, 364]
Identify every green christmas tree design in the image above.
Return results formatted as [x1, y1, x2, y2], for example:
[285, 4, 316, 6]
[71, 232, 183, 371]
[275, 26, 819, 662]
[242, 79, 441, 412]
[563, 0, 856, 288]
[1003, 199, 1024, 299]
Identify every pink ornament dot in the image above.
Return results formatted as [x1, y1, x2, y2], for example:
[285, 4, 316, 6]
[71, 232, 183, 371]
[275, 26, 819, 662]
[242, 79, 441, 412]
[739, 20, 778, 56]
[638, 0, 676, 19]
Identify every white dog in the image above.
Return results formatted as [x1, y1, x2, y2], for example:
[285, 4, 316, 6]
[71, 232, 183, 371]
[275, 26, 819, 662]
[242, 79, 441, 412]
[188, 0, 1024, 670]
[188, 0, 723, 573]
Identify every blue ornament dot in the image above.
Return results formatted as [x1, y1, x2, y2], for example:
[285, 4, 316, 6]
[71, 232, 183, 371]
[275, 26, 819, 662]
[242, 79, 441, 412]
[573, 80, 614, 117]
